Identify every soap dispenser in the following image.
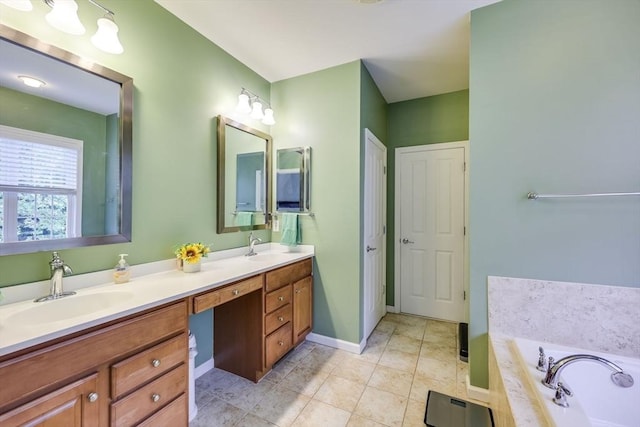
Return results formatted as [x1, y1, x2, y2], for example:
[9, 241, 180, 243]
[114, 254, 130, 284]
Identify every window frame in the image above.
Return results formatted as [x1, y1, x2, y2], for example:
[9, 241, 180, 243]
[0, 125, 83, 243]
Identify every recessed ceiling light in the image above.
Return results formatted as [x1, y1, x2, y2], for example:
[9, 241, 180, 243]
[18, 75, 46, 88]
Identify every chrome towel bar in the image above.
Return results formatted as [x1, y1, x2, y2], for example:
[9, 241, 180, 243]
[527, 191, 640, 200]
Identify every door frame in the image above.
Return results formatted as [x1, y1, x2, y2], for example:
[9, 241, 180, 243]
[393, 140, 469, 322]
[363, 128, 387, 338]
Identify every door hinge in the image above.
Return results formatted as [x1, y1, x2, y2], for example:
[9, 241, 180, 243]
[463, 291, 467, 300]
[463, 162, 466, 172]
[383, 225, 386, 235]
[464, 226, 466, 236]
[383, 166, 386, 174]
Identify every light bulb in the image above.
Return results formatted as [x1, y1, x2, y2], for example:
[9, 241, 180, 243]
[262, 108, 275, 125]
[91, 14, 124, 54]
[45, 0, 85, 35]
[0, 0, 33, 11]
[236, 93, 252, 114]
[18, 75, 46, 88]
[250, 101, 264, 120]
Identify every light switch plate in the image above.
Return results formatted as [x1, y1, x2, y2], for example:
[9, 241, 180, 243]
[273, 218, 280, 232]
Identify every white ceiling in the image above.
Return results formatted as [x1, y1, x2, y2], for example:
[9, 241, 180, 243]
[155, 0, 500, 103]
[0, 38, 120, 116]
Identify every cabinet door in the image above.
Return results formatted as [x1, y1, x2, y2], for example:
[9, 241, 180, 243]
[293, 276, 313, 345]
[0, 373, 99, 427]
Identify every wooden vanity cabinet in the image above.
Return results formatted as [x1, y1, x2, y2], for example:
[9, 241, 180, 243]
[193, 275, 265, 382]
[0, 301, 189, 427]
[264, 258, 313, 372]
[194, 258, 313, 383]
[0, 373, 100, 427]
[293, 275, 313, 345]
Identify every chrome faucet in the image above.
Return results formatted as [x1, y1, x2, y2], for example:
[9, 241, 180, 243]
[246, 232, 262, 256]
[542, 354, 635, 390]
[35, 252, 76, 302]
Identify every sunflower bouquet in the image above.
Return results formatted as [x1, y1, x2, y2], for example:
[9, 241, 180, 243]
[175, 242, 211, 266]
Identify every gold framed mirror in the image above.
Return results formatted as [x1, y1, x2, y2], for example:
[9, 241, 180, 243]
[0, 25, 133, 256]
[217, 116, 272, 233]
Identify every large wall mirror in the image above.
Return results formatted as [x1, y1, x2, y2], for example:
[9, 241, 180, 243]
[217, 116, 272, 233]
[276, 147, 311, 213]
[0, 25, 133, 256]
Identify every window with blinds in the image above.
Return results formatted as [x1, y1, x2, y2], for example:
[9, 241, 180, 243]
[0, 125, 83, 243]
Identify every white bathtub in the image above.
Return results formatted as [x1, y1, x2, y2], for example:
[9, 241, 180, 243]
[513, 337, 639, 427]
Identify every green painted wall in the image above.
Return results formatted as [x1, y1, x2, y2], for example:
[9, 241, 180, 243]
[0, 86, 110, 236]
[386, 90, 469, 305]
[272, 61, 362, 344]
[469, 0, 640, 387]
[0, 0, 270, 283]
[0, 0, 271, 366]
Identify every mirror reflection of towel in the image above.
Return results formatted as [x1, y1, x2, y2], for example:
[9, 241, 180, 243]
[236, 212, 254, 226]
[280, 213, 301, 246]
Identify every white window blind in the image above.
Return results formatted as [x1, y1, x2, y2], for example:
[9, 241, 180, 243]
[0, 125, 82, 194]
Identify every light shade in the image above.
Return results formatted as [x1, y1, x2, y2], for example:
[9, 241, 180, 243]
[91, 14, 124, 54]
[45, 0, 85, 35]
[0, 0, 33, 11]
[236, 93, 252, 114]
[250, 101, 264, 120]
[262, 108, 275, 125]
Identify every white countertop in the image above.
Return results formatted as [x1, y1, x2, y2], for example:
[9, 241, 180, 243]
[0, 244, 314, 357]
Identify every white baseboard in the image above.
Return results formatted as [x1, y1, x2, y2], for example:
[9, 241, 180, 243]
[306, 333, 366, 354]
[194, 357, 214, 379]
[386, 305, 398, 313]
[466, 374, 490, 403]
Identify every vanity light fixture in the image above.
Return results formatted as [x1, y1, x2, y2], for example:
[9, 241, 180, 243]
[18, 75, 46, 88]
[90, 12, 123, 54]
[0, 0, 125, 54]
[0, 0, 33, 11]
[236, 88, 275, 125]
[44, 0, 85, 35]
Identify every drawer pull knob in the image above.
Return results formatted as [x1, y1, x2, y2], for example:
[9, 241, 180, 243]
[278, 296, 284, 301]
[233, 289, 240, 296]
[151, 393, 161, 403]
[152, 359, 161, 368]
[87, 392, 99, 403]
[278, 316, 284, 322]
[278, 340, 284, 346]
[296, 289, 301, 294]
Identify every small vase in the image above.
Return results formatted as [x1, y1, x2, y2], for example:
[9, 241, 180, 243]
[182, 259, 201, 273]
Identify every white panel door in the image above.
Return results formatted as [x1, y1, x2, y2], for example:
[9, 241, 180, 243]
[363, 129, 386, 339]
[398, 145, 465, 322]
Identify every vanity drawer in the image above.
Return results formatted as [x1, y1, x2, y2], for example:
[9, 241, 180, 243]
[193, 275, 263, 313]
[110, 364, 186, 427]
[111, 333, 187, 399]
[136, 393, 187, 427]
[265, 258, 312, 292]
[265, 285, 291, 313]
[265, 323, 292, 368]
[265, 304, 292, 336]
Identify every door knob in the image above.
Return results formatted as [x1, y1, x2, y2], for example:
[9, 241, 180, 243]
[366, 246, 377, 253]
[401, 238, 414, 244]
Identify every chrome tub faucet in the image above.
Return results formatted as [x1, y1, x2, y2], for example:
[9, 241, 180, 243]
[542, 353, 634, 390]
[35, 252, 76, 302]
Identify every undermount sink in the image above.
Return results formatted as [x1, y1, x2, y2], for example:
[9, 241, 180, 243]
[7, 291, 134, 326]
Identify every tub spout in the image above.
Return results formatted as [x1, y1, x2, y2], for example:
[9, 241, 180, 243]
[542, 353, 635, 389]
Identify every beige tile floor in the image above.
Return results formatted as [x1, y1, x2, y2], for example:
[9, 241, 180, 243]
[191, 313, 483, 427]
